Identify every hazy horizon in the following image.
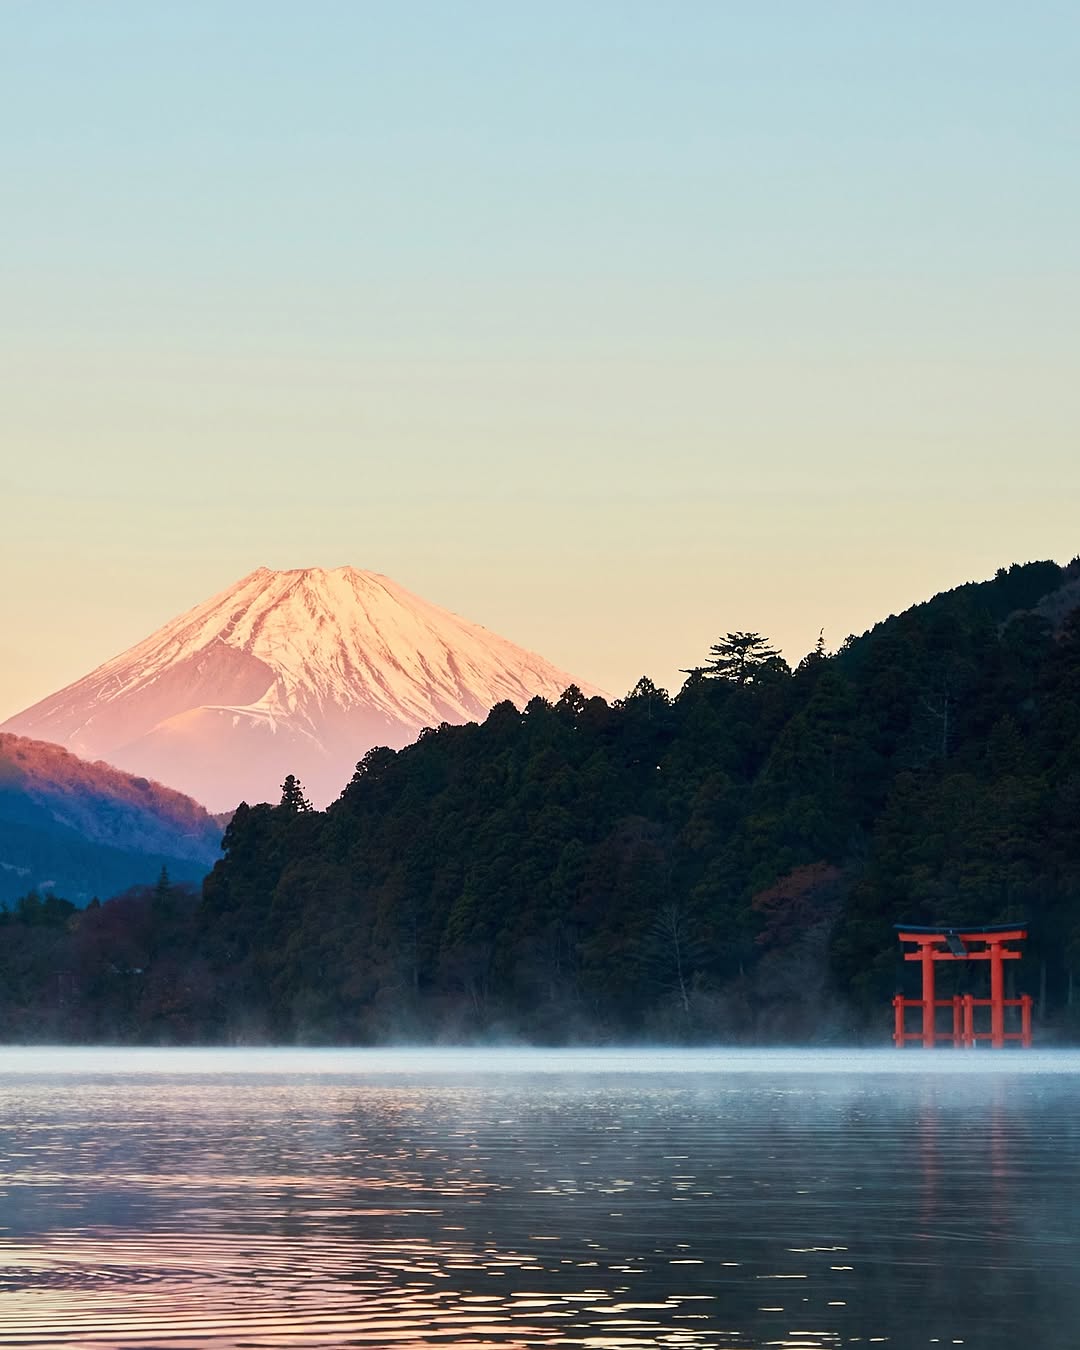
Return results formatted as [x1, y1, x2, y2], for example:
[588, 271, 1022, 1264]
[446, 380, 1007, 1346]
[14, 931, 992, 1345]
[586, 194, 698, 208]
[4, 1044, 1079, 1073]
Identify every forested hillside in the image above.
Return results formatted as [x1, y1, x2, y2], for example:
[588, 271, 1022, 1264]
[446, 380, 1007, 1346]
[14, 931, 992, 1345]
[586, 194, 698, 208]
[3, 559, 1079, 1044]
[0, 733, 221, 905]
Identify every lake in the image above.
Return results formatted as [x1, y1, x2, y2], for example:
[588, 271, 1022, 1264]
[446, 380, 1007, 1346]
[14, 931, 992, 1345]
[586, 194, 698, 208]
[0, 1047, 1078, 1348]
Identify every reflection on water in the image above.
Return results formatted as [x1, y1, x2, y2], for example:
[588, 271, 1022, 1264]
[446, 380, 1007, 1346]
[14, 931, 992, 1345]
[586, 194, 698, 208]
[0, 1049, 1078, 1348]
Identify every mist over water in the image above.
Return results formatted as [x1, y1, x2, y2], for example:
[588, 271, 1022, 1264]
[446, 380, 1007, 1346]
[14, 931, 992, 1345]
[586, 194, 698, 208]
[0, 1048, 1077, 1348]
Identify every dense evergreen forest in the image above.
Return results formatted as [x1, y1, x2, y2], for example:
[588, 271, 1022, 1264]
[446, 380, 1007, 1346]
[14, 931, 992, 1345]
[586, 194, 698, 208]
[3, 558, 1080, 1045]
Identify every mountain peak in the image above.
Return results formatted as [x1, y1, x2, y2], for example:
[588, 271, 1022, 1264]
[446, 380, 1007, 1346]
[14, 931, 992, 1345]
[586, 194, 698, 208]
[3, 568, 603, 811]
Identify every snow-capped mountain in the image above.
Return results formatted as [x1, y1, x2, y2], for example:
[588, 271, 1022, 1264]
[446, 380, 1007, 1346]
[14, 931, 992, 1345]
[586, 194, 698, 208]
[3, 567, 603, 810]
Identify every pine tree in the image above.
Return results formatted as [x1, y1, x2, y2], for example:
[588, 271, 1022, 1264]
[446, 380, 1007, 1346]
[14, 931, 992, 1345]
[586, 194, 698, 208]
[797, 629, 827, 668]
[279, 774, 313, 813]
[684, 632, 787, 684]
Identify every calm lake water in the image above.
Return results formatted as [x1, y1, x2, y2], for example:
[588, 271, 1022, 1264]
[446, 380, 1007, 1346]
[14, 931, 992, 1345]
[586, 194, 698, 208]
[0, 1047, 1078, 1348]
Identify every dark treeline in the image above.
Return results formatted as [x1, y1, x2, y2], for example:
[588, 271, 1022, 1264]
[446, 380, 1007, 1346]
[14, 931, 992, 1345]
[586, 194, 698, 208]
[0, 874, 206, 1041]
[3, 558, 1080, 1045]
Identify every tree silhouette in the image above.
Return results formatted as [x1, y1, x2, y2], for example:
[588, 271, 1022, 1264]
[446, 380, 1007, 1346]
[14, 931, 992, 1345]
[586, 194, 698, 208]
[684, 632, 786, 684]
[279, 774, 313, 813]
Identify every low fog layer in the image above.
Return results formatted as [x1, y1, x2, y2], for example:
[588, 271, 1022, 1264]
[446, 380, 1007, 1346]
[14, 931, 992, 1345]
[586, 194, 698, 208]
[4, 1045, 1080, 1077]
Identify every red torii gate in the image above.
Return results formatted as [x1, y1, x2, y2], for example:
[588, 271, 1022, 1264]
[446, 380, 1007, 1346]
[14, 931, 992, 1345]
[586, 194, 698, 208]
[893, 924, 1033, 1049]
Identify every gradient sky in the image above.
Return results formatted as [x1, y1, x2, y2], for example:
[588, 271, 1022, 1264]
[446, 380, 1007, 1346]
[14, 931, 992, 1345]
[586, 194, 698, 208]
[2, 1, 1078, 719]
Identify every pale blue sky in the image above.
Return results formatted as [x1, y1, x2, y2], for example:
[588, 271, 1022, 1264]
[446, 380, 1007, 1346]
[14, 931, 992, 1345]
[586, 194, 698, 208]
[2, 1, 1078, 715]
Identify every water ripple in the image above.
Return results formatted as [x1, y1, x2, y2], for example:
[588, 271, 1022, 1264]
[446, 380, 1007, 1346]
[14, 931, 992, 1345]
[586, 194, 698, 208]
[0, 1052, 1077, 1347]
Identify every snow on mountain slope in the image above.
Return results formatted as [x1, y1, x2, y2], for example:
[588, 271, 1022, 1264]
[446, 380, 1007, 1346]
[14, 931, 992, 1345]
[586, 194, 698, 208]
[4, 567, 604, 810]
